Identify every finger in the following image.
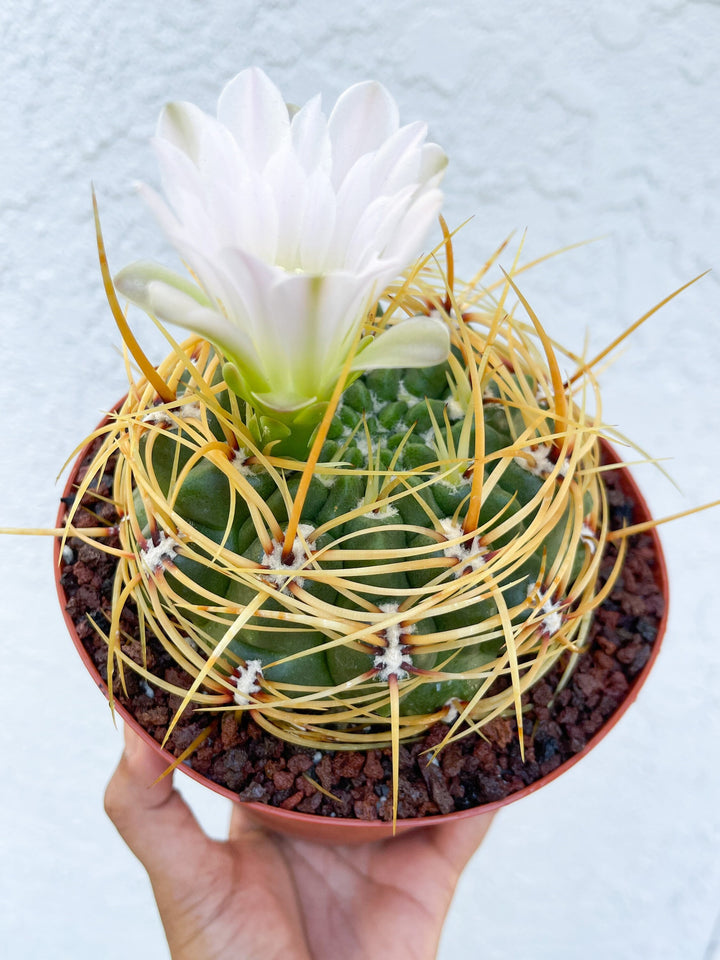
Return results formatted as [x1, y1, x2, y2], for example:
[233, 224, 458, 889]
[427, 810, 496, 873]
[104, 725, 214, 885]
[228, 800, 270, 842]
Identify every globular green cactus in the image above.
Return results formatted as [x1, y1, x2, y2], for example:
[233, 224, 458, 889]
[72, 246, 613, 787]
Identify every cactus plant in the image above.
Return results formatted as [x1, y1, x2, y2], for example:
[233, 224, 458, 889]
[53, 69, 706, 822]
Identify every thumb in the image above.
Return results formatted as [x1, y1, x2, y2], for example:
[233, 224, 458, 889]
[104, 725, 214, 889]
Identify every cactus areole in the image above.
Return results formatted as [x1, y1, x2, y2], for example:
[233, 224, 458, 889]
[57, 69, 673, 824]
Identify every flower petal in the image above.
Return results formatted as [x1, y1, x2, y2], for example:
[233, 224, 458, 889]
[290, 94, 331, 175]
[328, 81, 399, 188]
[157, 101, 206, 164]
[148, 282, 268, 389]
[114, 260, 212, 310]
[216, 67, 290, 171]
[349, 316, 450, 371]
[419, 142, 448, 185]
[149, 139, 208, 232]
[343, 184, 417, 270]
[262, 141, 309, 270]
[115, 264, 269, 392]
[297, 169, 337, 273]
[379, 188, 444, 265]
[135, 182, 185, 247]
[366, 121, 429, 194]
[251, 389, 317, 413]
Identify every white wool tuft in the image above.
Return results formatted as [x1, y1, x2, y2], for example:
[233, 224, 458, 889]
[373, 602, 414, 682]
[514, 443, 568, 479]
[262, 523, 315, 588]
[233, 660, 263, 706]
[440, 518, 489, 576]
[140, 531, 178, 573]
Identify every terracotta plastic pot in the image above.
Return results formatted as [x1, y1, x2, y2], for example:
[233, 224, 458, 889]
[56, 422, 668, 844]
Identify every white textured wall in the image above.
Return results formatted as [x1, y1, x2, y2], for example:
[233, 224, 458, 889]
[1, 1, 719, 958]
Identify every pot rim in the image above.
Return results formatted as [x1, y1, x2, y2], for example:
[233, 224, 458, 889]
[55, 415, 669, 838]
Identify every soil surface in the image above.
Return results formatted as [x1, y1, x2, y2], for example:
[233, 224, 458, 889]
[59, 449, 664, 820]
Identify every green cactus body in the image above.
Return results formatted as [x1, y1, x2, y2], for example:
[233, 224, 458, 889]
[105, 325, 604, 748]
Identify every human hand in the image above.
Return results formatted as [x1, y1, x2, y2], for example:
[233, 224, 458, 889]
[105, 726, 494, 960]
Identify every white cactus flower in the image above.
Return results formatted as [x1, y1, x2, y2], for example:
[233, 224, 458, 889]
[115, 67, 450, 430]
